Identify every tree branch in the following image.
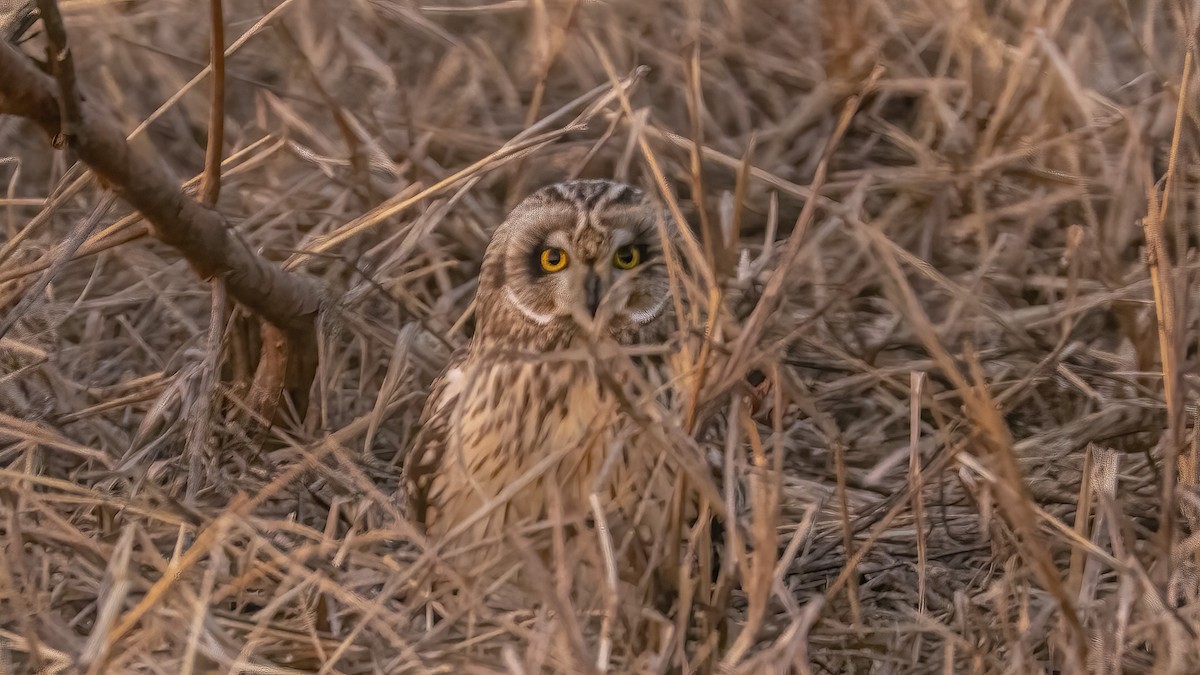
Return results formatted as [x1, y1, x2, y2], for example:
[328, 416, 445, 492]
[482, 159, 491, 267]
[0, 33, 322, 418]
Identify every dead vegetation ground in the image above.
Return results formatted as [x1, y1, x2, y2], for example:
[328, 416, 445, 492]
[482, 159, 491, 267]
[1, 0, 1198, 672]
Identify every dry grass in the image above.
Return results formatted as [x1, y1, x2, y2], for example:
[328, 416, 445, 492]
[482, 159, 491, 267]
[1, 0, 1198, 672]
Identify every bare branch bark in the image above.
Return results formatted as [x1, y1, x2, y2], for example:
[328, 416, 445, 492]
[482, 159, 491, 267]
[0, 32, 322, 419]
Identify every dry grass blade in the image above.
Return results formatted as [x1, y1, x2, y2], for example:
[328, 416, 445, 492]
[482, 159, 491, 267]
[79, 523, 136, 674]
[0, 191, 113, 340]
[283, 67, 649, 270]
[721, 66, 882, 386]
[909, 372, 928, 618]
[863, 224, 1088, 664]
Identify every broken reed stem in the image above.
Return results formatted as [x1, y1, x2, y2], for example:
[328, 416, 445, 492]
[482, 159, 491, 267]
[1067, 446, 1095, 597]
[1143, 193, 1184, 575]
[909, 371, 927, 617]
[729, 132, 757, 275]
[832, 437, 862, 627]
[1145, 35, 1193, 553]
[588, 493, 618, 673]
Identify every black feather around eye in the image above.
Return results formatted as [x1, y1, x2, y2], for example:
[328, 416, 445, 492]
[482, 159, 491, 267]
[530, 245, 568, 275]
[529, 247, 544, 276]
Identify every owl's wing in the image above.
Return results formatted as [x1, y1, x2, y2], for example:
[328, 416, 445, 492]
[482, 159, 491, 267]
[401, 343, 469, 527]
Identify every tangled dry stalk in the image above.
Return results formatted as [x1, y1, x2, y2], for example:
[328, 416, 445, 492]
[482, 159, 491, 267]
[0, 0, 1197, 672]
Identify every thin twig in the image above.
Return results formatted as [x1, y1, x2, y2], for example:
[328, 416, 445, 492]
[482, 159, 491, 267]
[34, 0, 80, 143]
[199, 0, 226, 207]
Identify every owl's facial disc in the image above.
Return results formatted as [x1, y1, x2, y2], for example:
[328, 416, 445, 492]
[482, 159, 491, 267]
[485, 180, 672, 339]
[503, 225, 668, 336]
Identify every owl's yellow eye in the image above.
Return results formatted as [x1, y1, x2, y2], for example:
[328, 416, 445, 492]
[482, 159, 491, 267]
[613, 245, 641, 270]
[539, 247, 568, 273]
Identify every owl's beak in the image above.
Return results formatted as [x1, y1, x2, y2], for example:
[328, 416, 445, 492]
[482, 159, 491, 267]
[584, 270, 602, 317]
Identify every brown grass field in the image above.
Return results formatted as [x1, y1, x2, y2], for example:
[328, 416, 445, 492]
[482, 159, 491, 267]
[1, 0, 1198, 672]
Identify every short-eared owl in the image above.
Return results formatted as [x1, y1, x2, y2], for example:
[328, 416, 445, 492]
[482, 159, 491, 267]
[403, 179, 687, 612]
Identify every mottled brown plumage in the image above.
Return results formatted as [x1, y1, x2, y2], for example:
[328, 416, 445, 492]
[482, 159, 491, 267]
[403, 180, 689, 623]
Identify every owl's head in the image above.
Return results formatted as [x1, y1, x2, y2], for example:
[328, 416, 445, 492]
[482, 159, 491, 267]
[475, 179, 672, 343]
